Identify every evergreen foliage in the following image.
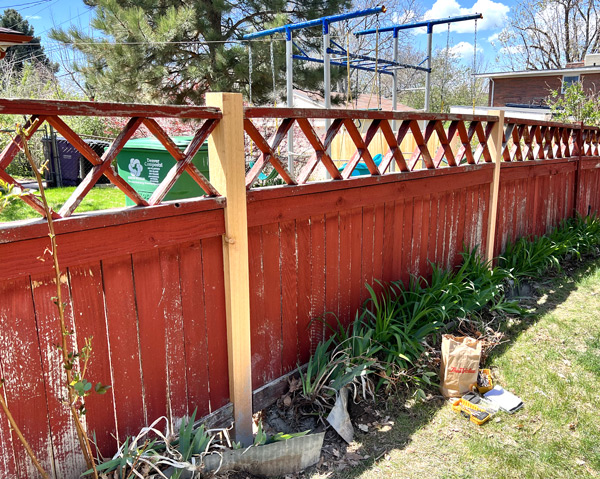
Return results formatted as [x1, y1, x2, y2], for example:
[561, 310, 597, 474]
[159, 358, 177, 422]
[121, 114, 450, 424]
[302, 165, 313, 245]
[51, 0, 352, 104]
[0, 9, 57, 72]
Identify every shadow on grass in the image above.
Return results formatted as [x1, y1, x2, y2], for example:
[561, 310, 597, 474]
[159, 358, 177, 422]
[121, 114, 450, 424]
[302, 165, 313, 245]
[316, 255, 600, 479]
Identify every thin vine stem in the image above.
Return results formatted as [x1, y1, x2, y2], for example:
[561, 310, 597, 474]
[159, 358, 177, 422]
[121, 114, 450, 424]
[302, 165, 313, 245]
[19, 126, 99, 479]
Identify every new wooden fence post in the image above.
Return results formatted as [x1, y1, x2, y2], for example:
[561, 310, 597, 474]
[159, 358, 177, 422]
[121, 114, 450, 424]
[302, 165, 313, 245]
[206, 92, 253, 445]
[485, 110, 505, 264]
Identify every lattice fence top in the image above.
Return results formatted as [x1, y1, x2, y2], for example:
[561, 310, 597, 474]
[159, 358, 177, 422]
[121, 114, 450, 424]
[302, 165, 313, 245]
[0, 99, 222, 220]
[2, 99, 598, 220]
[243, 107, 599, 188]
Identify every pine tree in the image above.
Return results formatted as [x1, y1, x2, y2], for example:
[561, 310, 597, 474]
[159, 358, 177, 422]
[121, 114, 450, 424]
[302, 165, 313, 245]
[51, 0, 352, 104]
[0, 9, 57, 72]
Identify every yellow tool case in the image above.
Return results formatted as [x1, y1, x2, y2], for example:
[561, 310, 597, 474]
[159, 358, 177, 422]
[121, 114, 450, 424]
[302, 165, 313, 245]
[451, 397, 492, 426]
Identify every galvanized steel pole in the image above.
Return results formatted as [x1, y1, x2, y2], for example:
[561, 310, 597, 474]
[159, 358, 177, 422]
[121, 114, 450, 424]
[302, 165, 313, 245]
[424, 25, 433, 113]
[286, 28, 294, 172]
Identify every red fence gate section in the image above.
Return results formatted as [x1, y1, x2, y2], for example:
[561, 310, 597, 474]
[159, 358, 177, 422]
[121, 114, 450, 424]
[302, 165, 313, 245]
[1, 98, 600, 478]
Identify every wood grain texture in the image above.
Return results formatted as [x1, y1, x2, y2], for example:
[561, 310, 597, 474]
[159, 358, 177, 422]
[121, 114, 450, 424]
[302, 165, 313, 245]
[68, 263, 117, 457]
[179, 241, 211, 417]
[0, 278, 54, 478]
[101, 256, 145, 440]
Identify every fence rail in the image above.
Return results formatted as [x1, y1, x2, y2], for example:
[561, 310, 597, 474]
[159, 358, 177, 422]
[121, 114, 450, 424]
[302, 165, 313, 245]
[1, 97, 600, 479]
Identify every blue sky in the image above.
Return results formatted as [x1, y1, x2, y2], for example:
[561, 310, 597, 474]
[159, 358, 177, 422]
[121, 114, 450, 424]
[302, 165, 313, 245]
[5, 0, 518, 72]
[413, 0, 518, 68]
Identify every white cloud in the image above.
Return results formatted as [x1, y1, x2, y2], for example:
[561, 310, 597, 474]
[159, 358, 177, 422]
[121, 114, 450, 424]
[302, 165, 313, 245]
[26, 15, 41, 20]
[488, 32, 499, 44]
[448, 41, 483, 59]
[422, 0, 509, 33]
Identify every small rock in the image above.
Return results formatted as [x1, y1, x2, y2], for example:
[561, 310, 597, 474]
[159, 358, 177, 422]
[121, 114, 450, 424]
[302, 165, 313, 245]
[576, 459, 586, 466]
[283, 395, 292, 407]
[358, 424, 369, 432]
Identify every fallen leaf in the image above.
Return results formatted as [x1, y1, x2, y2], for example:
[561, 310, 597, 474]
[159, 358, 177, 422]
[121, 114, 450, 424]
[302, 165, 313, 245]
[569, 423, 577, 430]
[332, 448, 340, 458]
[346, 452, 363, 461]
[283, 395, 292, 407]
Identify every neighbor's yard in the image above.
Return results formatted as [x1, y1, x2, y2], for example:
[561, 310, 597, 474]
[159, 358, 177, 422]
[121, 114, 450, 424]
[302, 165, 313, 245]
[0, 186, 125, 222]
[308, 258, 600, 479]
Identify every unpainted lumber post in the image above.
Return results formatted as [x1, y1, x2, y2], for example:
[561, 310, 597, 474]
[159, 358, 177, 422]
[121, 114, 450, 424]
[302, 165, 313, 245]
[206, 92, 253, 446]
[485, 110, 504, 264]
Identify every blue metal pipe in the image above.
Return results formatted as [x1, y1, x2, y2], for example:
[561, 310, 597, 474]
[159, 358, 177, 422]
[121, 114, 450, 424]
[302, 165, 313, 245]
[293, 54, 394, 75]
[243, 6, 385, 40]
[355, 12, 482, 36]
[327, 48, 430, 72]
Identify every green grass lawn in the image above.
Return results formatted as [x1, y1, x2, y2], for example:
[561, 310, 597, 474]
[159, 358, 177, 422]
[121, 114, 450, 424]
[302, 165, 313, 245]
[0, 186, 126, 223]
[309, 258, 600, 479]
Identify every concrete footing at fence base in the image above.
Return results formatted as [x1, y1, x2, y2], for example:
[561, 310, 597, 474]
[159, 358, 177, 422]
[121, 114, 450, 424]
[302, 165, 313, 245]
[166, 433, 325, 478]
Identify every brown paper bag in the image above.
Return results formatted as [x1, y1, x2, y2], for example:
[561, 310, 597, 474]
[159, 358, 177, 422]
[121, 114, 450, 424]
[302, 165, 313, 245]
[440, 334, 482, 398]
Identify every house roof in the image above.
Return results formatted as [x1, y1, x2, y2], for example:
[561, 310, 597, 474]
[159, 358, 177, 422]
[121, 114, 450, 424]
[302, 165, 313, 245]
[476, 65, 600, 80]
[0, 27, 33, 59]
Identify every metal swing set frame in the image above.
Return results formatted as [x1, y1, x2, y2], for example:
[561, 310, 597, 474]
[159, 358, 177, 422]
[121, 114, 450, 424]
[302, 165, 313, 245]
[243, 8, 483, 170]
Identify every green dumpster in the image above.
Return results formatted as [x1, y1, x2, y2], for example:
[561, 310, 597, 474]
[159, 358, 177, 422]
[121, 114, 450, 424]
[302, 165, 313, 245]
[117, 136, 209, 206]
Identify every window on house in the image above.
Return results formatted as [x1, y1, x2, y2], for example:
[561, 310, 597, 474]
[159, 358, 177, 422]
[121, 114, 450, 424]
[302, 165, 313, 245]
[562, 75, 580, 93]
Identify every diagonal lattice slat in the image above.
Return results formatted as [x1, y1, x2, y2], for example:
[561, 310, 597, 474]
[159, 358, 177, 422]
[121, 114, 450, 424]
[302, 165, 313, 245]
[379, 119, 409, 173]
[297, 118, 343, 183]
[147, 118, 220, 205]
[408, 120, 434, 170]
[244, 118, 296, 188]
[46, 116, 148, 206]
[59, 117, 145, 217]
[341, 119, 381, 178]
[0, 115, 46, 170]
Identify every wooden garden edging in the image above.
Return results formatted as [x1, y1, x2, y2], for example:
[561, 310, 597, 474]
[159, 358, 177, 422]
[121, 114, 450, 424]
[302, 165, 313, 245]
[0, 96, 599, 478]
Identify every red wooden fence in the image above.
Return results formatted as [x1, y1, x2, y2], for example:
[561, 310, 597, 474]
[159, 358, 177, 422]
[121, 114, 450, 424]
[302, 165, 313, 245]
[0, 98, 599, 478]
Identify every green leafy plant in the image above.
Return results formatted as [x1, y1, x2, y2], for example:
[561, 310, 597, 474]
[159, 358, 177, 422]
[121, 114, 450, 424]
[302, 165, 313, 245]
[501, 215, 600, 284]
[548, 82, 600, 126]
[167, 409, 214, 479]
[0, 179, 20, 212]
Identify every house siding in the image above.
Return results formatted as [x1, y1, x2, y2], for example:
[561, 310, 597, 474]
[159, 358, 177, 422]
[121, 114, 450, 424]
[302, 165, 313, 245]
[489, 73, 600, 106]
